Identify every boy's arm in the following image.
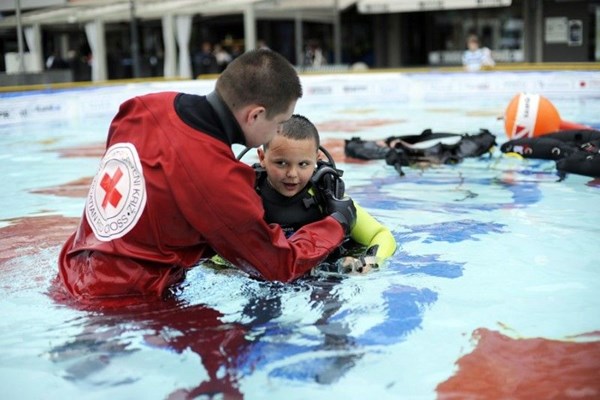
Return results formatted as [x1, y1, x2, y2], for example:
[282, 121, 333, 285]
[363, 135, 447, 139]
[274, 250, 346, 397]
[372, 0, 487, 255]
[350, 203, 397, 259]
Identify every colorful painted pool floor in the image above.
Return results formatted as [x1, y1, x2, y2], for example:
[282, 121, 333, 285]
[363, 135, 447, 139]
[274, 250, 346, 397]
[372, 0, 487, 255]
[1, 72, 600, 399]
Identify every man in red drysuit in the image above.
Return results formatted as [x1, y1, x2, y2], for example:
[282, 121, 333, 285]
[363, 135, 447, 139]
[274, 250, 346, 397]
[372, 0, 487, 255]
[57, 49, 356, 303]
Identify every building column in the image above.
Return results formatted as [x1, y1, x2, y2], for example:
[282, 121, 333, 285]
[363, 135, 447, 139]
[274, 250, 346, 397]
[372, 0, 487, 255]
[162, 14, 177, 78]
[524, 0, 543, 63]
[244, 4, 257, 51]
[175, 15, 192, 79]
[596, 5, 600, 61]
[84, 19, 108, 81]
[387, 14, 402, 67]
[333, 0, 341, 64]
[294, 12, 303, 65]
[24, 23, 43, 72]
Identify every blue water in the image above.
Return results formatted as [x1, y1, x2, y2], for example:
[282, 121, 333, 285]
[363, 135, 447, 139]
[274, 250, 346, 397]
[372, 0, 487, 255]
[1, 71, 599, 399]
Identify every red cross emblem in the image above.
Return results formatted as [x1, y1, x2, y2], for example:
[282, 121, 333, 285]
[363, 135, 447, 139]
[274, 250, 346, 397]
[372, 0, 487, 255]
[100, 167, 123, 209]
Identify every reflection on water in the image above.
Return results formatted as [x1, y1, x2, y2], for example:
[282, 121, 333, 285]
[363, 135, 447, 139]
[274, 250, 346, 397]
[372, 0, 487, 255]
[42, 267, 437, 398]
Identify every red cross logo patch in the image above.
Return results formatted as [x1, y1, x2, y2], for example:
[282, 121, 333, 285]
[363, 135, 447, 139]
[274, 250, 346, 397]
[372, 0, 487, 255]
[100, 168, 123, 209]
[86, 143, 147, 241]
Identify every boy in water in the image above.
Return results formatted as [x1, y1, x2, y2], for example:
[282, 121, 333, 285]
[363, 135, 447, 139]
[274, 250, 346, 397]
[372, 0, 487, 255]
[255, 114, 396, 274]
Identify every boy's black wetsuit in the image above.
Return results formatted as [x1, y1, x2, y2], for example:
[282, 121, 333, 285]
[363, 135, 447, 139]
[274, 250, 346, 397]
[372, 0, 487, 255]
[256, 174, 324, 238]
[254, 164, 366, 264]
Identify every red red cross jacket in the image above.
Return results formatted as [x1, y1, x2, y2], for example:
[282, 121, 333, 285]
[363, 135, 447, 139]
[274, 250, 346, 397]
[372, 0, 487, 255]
[58, 91, 344, 302]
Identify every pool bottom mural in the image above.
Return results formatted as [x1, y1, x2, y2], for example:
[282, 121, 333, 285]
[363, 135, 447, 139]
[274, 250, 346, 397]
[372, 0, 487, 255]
[1, 73, 600, 399]
[2, 151, 600, 399]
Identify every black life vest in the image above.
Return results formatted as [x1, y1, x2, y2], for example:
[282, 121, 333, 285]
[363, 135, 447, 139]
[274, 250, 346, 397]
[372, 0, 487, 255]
[500, 129, 600, 178]
[344, 129, 497, 177]
[255, 170, 324, 237]
[500, 129, 600, 160]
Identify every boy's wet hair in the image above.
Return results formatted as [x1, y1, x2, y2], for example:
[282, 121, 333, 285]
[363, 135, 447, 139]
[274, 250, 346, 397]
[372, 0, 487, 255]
[265, 114, 320, 150]
[216, 49, 302, 119]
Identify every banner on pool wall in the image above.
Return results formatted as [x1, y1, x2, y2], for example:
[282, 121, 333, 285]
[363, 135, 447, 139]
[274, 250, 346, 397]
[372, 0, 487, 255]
[0, 80, 215, 126]
[0, 72, 599, 126]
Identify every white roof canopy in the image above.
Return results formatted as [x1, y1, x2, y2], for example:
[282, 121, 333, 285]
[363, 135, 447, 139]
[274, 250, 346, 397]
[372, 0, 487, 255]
[357, 0, 511, 13]
[0, 0, 513, 28]
[0, 0, 357, 27]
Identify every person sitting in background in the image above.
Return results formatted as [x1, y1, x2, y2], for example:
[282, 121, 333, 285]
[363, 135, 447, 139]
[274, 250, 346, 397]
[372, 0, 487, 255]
[193, 41, 219, 76]
[303, 40, 327, 67]
[213, 44, 232, 72]
[462, 34, 495, 72]
[254, 114, 397, 275]
[46, 51, 68, 69]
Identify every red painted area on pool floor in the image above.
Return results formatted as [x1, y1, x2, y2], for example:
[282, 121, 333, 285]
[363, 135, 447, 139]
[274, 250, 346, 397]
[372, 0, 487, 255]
[31, 177, 92, 198]
[30, 143, 103, 198]
[0, 216, 78, 267]
[437, 328, 600, 399]
[54, 144, 105, 158]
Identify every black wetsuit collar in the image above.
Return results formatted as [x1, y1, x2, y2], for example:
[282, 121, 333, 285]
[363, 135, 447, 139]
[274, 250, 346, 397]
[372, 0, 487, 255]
[175, 91, 246, 146]
[206, 91, 246, 146]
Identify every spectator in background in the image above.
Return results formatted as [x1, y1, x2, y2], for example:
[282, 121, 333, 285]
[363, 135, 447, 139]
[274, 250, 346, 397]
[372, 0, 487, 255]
[46, 51, 68, 70]
[462, 34, 495, 72]
[230, 44, 243, 60]
[193, 41, 219, 76]
[303, 39, 327, 68]
[213, 44, 232, 72]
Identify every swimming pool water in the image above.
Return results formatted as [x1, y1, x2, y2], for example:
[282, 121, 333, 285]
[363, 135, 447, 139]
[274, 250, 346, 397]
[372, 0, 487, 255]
[1, 71, 599, 399]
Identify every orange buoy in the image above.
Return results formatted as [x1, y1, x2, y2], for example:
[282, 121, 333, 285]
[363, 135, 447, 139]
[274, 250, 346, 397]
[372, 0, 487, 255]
[504, 93, 590, 139]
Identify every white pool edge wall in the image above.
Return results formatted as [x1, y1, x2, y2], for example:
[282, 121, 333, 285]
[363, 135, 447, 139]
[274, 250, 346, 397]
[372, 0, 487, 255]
[1, 71, 600, 127]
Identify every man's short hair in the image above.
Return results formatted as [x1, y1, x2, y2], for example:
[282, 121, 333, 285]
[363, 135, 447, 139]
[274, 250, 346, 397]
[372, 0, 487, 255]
[216, 49, 303, 119]
[265, 114, 319, 150]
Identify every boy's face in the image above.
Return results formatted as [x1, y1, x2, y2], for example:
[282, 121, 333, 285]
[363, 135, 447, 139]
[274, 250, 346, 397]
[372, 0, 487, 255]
[258, 134, 318, 197]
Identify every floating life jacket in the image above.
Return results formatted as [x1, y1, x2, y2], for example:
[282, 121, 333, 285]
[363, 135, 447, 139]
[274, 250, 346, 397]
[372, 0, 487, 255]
[500, 129, 600, 160]
[344, 137, 390, 160]
[501, 129, 600, 178]
[500, 137, 578, 160]
[384, 128, 497, 162]
[541, 129, 600, 144]
[345, 128, 497, 176]
[556, 144, 600, 178]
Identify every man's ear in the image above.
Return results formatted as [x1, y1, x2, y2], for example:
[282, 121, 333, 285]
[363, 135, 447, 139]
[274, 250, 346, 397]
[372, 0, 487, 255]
[246, 105, 266, 124]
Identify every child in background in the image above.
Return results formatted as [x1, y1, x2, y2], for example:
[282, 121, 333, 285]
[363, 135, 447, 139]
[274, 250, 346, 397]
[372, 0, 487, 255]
[462, 34, 495, 72]
[256, 114, 396, 275]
